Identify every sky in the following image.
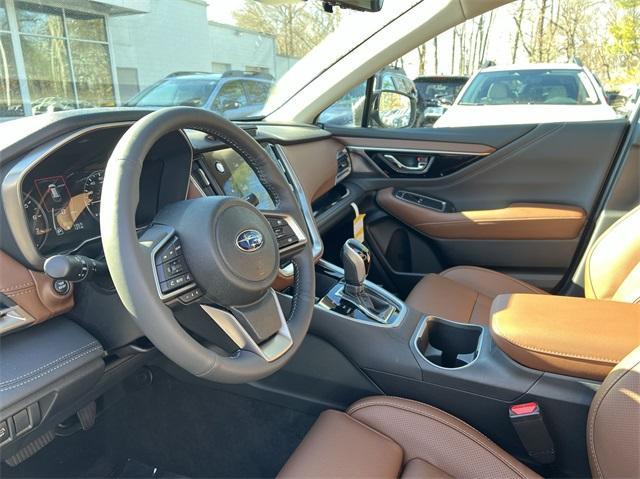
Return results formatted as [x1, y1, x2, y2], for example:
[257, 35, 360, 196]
[207, 0, 248, 24]
[206, 0, 522, 78]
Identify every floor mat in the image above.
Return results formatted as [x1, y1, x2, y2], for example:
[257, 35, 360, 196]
[2, 368, 316, 478]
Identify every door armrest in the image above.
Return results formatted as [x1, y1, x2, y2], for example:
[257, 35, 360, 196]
[490, 294, 639, 381]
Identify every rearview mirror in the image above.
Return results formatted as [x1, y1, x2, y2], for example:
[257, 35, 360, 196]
[370, 90, 416, 128]
[322, 0, 383, 12]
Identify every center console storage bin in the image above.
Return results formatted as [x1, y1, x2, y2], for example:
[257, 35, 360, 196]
[416, 317, 482, 368]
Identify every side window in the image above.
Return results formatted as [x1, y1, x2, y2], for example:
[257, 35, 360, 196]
[316, 81, 367, 127]
[243, 80, 271, 105]
[317, 0, 637, 129]
[318, 71, 417, 129]
[211, 80, 247, 113]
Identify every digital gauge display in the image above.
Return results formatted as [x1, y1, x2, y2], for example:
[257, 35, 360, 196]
[23, 169, 104, 254]
[17, 125, 189, 256]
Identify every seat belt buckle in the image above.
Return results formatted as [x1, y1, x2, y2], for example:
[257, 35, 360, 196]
[509, 402, 555, 464]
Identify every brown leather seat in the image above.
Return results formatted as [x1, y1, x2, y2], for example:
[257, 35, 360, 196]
[406, 204, 640, 325]
[279, 347, 640, 479]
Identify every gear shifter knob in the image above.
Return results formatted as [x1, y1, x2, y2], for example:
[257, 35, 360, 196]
[341, 239, 371, 293]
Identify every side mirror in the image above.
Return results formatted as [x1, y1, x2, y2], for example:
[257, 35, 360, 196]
[370, 90, 416, 128]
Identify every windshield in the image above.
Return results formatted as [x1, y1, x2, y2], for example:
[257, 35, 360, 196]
[415, 80, 467, 104]
[459, 69, 601, 106]
[0, 0, 415, 120]
[128, 78, 220, 108]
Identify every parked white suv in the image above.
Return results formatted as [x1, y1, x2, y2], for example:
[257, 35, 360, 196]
[434, 63, 618, 127]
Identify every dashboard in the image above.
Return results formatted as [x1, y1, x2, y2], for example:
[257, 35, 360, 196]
[1, 112, 337, 272]
[4, 125, 192, 261]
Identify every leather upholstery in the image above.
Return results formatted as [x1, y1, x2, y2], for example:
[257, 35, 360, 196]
[377, 188, 586, 240]
[282, 348, 640, 478]
[491, 294, 640, 381]
[585, 204, 640, 304]
[279, 396, 540, 479]
[406, 204, 640, 326]
[406, 266, 546, 325]
[278, 409, 403, 478]
[0, 250, 74, 323]
[587, 346, 640, 479]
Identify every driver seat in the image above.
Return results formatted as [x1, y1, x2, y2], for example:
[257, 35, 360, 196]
[278, 347, 640, 478]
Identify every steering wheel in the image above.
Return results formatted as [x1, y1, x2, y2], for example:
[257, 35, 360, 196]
[100, 107, 315, 383]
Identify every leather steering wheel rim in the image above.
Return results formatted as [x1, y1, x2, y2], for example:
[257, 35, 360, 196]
[100, 107, 315, 383]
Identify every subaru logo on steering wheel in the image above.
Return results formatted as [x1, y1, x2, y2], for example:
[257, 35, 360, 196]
[236, 229, 264, 252]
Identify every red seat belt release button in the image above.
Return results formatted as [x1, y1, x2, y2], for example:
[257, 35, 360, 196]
[509, 402, 555, 464]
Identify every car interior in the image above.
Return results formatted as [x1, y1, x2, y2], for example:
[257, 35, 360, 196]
[0, 0, 639, 478]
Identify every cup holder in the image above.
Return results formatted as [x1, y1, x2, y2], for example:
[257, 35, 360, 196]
[415, 317, 482, 369]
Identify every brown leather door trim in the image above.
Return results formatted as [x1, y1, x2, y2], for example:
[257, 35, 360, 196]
[377, 188, 586, 240]
[0, 251, 74, 324]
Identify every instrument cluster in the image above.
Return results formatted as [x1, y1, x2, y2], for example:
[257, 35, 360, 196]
[22, 166, 105, 254]
[16, 124, 189, 257]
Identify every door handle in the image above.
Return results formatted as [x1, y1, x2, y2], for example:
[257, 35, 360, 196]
[382, 154, 434, 174]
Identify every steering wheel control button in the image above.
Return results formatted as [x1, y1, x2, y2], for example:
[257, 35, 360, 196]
[53, 279, 71, 296]
[162, 257, 187, 278]
[154, 236, 197, 298]
[179, 287, 204, 304]
[160, 272, 193, 294]
[155, 237, 183, 265]
[267, 217, 287, 228]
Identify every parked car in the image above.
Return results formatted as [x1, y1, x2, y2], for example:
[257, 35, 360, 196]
[434, 63, 618, 127]
[125, 70, 274, 120]
[318, 66, 417, 126]
[413, 75, 468, 126]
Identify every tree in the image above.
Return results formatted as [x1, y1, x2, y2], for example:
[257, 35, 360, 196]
[417, 43, 427, 75]
[433, 36, 439, 74]
[233, 3, 341, 58]
[608, 0, 640, 78]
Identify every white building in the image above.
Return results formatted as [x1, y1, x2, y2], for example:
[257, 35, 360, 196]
[0, 0, 297, 117]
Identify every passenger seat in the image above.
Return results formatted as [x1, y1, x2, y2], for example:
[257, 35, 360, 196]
[406, 204, 640, 324]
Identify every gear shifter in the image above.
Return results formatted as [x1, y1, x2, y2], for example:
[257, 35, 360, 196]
[341, 239, 370, 296]
[338, 239, 395, 323]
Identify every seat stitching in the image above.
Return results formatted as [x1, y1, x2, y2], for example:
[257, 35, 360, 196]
[492, 321, 620, 364]
[0, 281, 35, 292]
[441, 266, 543, 295]
[417, 216, 584, 226]
[348, 400, 529, 479]
[0, 341, 101, 386]
[587, 356, 640, 479]
[0, 346, 103, 391]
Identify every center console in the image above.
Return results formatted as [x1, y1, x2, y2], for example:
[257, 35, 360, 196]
[278, 247, 610, 478]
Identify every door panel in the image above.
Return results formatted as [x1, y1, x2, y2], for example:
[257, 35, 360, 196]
[377, 189, 586, 240]
[333, 120, 628, 292]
